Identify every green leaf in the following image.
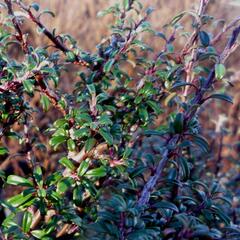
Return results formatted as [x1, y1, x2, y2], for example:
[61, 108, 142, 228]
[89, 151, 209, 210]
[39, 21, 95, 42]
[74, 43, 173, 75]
[49, 135, 67, 149]
[7, 193, 34, 208]
[77, 160, 89, 176]
[173, 113, 184, 133]
[67, 139, 76, 151]
[23, 79, 35, 93]
[123, 147, 132, 160]
[170, 82, 196, 91]
[7, 175, 33, 187]
[153, 200, 179, 212]
[85, 166, 107, 178]
[210, 205, 231, 225]
[215, 64, 226, 80]
[0, 170, 5, 181]
[73, 186, 83, 205]
[0, 146, 8, 155]
[147, 100, 162, 114]
[66, 51, 76, 62]
[123, 0, 130, 9]
[40, 10, 55, 18]
[170, 12, 185, 25]
[207, 93, 233, 104]
[178, 157, 190, 179]
[191, 134, 209, 153]
[103, 59, 115, 73]
[199, 31, 210, 47]
[33, 166, 43, 187]
[85, 138, 96, 152]
[40, 94, 50, 111]
[145, 7, 154, 15]
[57, 177, 74, 194]
[30, 3, 40, 11]
[22, 211, 33, 233]
[138, 106, 149, 122]
[37, 189, 46, 198]
[53, 118, 68, 128]
[74, 128, 90, 138]
[59, 157, 75, 171]
[87, 83, 96, 95]
[99, 128, 113, 145]
[31, 230, 46, 239]
[98, 115, 113, 126]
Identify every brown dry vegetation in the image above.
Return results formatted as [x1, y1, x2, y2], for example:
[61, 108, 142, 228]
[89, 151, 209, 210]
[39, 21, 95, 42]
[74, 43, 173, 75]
[25, 0, 239, 50]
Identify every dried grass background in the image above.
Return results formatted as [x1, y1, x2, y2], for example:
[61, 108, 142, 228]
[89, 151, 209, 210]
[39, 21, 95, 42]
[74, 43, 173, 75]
[26, 0, 239, 51]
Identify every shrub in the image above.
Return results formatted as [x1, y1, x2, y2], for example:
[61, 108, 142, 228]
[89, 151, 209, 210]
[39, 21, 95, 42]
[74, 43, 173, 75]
[0, 0, 240, 239]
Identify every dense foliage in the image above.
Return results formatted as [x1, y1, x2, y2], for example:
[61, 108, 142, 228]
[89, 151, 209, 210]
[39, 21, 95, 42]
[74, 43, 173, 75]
[0, 0, 239, 239]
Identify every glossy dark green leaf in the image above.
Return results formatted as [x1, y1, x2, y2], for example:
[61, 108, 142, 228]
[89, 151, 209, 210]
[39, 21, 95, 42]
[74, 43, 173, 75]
[30, 3, 40, 11]
[210, 205, 231, 225]
[99, 128, 113, 145]
[74, 128, 90, 138]
[138, 106, 149, 122]
[207, 93, 233, 104]
[87, 83, 96, 95]
[31, 230, 46, 239]
[178, 156, 190, 179]
[40, 94, 50, 111]
[33, 166, 43, 187]
[173, 113, 184, 133]
[77, 160, 89, 176]
[85, 138, 96, 152]
[153, 200, 179, 212]
[191, 134, 209, 153]
[199, 31, 210, 47]
[59, 157, 75, 171]
[103, 59, 115, 73]
[66, 51, 75, 62]
[7, 193, 34, 208]
[49, 135, 67, 149]
[57, 177, 74, 194]
[85, 166, 107, 178]
[22, 211, 33, 233]
[23, 79, 35, 93]
[7, 175, 33, 187]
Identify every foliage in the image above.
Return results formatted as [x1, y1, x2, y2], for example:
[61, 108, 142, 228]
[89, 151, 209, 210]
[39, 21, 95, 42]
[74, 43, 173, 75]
[0, 0, 240, 239]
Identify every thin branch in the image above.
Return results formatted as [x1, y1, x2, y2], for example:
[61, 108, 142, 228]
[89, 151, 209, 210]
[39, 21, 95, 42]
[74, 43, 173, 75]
[137, 149, 170, 206]
[181, 0, 209, 56]
[211, 16, 240, 45]
[137, 25, 240, 208]
[15, 0, 89, 67]
[182, 0, 210, 98]
[4, 0, 29, 53]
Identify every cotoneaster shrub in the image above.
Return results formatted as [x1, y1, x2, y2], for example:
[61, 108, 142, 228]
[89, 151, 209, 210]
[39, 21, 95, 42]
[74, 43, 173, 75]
[0, 0, 240, 239]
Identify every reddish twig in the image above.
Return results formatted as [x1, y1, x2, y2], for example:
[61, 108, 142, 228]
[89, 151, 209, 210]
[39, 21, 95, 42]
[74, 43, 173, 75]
[15, 0, 89, 67]
[4, 0, 29, 53]
[182, 0, 209, 98]
[211, 16, 240, 45]
[137, 25, 240, 208]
